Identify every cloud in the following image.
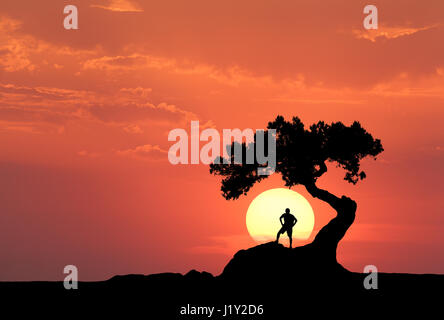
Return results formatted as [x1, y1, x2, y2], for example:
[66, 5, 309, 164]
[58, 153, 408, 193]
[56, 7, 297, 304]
[0, 83, 91, 102]
[87, 102, 195, 125]
[0, 17, 40, 72]
[367, 72, 444, 98]
[0, 16, 99, 73]
[0, 83, 198, 134]
[122, 124, 143, 134]
[82, 54, 279, 87]
[353, 24, 440, 42]
[82, 54, 174, 71]
[91, 0, 143, 12]
[116, 144, 167, 161]
[120, 87, 152, 98]
[0, 119, 65, 134]
[3, 2, 444, 88]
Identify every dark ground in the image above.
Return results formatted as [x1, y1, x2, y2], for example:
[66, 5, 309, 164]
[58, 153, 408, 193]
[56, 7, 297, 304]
[1, 242, 443, 318]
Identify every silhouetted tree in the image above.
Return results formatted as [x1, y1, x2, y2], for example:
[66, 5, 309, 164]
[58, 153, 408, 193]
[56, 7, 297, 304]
[210, 116, 383, 254]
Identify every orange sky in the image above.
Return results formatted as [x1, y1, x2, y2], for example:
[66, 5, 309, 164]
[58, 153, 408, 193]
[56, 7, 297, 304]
[0, 0, 443, 280]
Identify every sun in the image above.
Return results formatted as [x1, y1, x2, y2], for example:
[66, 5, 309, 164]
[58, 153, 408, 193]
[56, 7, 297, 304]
[246, 188, 315, 244]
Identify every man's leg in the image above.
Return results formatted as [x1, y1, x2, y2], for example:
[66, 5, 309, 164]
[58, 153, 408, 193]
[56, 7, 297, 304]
[287, 229, 293, 248]
[276, 227, 284, 243]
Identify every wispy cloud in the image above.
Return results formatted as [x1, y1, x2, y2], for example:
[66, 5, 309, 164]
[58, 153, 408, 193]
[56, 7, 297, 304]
[0, 17, 40, 72]
[367, 72, 444, 98]
[115, 144, 167, 161]
[0, 16, 100, 73]
[120, 87, 152, 98]
[91, 0, 143, 13]
[353, 24, 440, 42]
[0, 83, 198, 134]
[82, 54, 281, 87]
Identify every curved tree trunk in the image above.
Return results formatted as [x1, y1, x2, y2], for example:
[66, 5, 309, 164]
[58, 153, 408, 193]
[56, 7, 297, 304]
[304, 182, 357, 263]
[219, 182, 357, 282]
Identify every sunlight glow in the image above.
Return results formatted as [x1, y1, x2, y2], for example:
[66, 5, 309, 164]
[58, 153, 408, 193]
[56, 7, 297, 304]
[246, 188, 315, 243]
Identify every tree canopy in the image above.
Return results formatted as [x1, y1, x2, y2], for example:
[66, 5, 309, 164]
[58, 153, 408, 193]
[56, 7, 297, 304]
[210, 115, 384, 200]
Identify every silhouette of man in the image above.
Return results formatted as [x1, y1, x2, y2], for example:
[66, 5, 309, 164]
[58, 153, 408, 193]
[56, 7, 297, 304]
[276, 208, 297, 248]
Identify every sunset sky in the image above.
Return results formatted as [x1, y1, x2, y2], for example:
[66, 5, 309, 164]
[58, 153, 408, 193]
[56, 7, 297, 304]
[0, 0, 443, 280]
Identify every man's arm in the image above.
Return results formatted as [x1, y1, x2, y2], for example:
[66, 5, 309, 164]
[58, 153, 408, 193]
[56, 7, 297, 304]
[293, 217, 297, 226]
[279, 214, 284, 225]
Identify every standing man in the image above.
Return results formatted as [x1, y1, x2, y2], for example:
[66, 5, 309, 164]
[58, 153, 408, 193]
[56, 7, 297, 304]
[276, 208, 297, 248]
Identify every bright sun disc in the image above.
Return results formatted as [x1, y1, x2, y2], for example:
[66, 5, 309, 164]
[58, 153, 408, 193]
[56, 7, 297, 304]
[246, 188, 315, 243]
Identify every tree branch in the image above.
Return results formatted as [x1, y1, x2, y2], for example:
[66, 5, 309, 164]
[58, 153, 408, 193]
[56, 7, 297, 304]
[304, 181, 342, 212]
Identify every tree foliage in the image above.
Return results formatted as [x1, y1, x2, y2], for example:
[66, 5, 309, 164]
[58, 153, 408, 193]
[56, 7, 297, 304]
[210, 115, 384, 200]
